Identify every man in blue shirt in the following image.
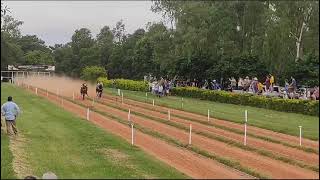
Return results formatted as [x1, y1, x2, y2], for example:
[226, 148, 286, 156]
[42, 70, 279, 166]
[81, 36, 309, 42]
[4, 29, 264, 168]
[1, 96, 20, 136]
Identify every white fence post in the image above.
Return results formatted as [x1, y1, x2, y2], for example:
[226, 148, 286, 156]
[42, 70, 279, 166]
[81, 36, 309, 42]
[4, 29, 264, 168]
[72, 92, 75, 100]
[181, 98, 184, 109]
[299, 126, 302, 146]
[152, 99, 155, 106]
[168, 109, 171, 120]
[189, 124, 192, 145]
[118, 89, 121, 96]
[244, 110, 248, 146]
[86, 108, 90, 120]
[121, 92, 124, 104]
[128, 109, 131, 121]
[131, 123, 134, 145]
[35, 88, 38, 95]
[207, 109, 210, 122]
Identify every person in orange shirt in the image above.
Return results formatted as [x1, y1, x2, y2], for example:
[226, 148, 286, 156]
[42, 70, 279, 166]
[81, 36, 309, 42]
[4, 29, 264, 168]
[269, 74, 275, 92]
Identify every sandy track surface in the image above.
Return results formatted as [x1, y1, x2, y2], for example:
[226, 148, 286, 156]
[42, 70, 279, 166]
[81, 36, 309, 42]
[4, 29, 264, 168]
[22, 84, 252, 179]
[97, 96, 319, 166]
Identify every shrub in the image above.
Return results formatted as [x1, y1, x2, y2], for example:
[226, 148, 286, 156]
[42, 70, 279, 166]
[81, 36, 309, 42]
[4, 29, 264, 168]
[81, 66, 107, 82]
[171, 87, 319, 116]
[98, 77, 148, 92]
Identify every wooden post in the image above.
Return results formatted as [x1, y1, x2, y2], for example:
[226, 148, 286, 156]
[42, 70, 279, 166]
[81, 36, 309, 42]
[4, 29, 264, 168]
[299, 126, 302, 146]
[86, 108, 90, 120]
[168, 109, 171, 120]
[189, 124, 192, 145]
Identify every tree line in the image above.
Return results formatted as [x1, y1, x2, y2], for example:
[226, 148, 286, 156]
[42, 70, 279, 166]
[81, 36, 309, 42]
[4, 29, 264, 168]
[1, 1, 319, 87]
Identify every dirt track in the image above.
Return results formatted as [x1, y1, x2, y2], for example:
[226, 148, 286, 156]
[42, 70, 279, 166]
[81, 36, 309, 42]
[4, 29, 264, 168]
[18, 77, 319, 179]
[96, 96, 319, 166]
[26, 83, 252, 179]
[113, 96, 319, 150]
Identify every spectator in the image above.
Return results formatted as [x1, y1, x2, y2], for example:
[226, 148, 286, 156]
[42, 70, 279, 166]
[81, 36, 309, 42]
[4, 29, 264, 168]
[243, 76, 251, 92]
[311, 86, 319, 100]
[258, 81, 264, 94]
[229, 77, 237, 91]
[212, 80, 221, 90]
[284, 79, 289, 98]
[238, 77, 244, 90]
[269, 74, 275, 92]
[1, 96, 21, 136]
[290, 76, 297, 93]
[264, 75, 271, 93]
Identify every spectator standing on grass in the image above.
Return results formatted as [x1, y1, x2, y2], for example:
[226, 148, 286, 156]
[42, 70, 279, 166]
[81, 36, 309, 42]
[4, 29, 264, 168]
[238, 77, 244, 90]
[264, 75, 271, 93]
[269, 74, 275, 92]
[1, 96, 20, 136]
[290, 76, 297, 93]
[284, 79, 289, 98]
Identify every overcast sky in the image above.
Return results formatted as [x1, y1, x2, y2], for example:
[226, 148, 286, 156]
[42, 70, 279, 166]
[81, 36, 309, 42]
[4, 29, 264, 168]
[4, 1, 165, 46]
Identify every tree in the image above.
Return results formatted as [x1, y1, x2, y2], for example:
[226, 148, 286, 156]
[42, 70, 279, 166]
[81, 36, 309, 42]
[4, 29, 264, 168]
[71, 28, 95, 55]
[23, 50, 54, 65]
[80, 66, 107, 82]
[96, 26, 114, 68]
[112, 20, 126, 43]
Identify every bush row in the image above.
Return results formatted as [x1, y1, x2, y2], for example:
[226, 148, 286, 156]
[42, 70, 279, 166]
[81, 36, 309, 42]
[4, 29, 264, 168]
[97, 77, 148, 92]
[171, 87, 319, 116]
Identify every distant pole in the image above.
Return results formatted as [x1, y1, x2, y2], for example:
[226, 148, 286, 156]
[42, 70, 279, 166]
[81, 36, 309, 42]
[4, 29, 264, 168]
[168, 109, 171, 120]
[299, 126, 302, 146]
[86, 108, 90, 120]
[189, 124, 192, 145]
[128, 109, 131, 121]
[35, 87, 38, 95]
[207, 109, 210, 122]
[152, 99, 155, 106]
[131, 123, 134, 145]
[181, 97, 184, 109]
[72, 92, 75, 100]
[121, 92, 124, 104]
[145, 92, 148, 102]
[61, 98, 64, 107]
[244, 110, 248, 146]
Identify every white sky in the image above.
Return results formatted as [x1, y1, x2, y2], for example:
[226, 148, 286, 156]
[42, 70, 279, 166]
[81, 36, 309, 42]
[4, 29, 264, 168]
[4, 1, 165, 46]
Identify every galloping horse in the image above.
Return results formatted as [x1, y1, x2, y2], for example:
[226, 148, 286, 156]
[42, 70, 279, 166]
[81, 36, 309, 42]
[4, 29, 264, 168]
[80, 83, 88, 100]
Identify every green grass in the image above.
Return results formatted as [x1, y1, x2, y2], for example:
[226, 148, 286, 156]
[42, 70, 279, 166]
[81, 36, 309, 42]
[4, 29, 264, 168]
[105, 88, 319, 141]
[1, 84, 188, 179]
[1, 131, 17, 179]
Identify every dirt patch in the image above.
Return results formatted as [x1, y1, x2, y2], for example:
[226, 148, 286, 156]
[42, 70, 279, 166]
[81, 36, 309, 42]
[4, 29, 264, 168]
[98, 148, 130, 163]
[9, 135, 34, 179]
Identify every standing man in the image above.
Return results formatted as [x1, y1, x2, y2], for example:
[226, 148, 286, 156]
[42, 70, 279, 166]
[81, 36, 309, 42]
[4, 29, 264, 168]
[1, 96, 20, 136]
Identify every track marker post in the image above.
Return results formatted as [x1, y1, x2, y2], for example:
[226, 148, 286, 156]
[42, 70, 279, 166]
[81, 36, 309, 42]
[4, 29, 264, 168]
[299, 126, 302, 146]
[168, 109, 171, 120]
[207, 109, 210, 122]
[35, 88, 38, 95]
[131, 123, 134, 145]
[128, 109, 131, 121]
[152, 99, 155, 106]
[189, 124, 192, 145]
[244, 110, 248, 146]
[86, 108, 90, 120]
[118, 89, 121, 96]
[121, 92, 124, 104]
[181, 98, 184, 109]
[145, 92, 148, 102]
[72, 92, 75, 100]
[61, 98, 64, 107]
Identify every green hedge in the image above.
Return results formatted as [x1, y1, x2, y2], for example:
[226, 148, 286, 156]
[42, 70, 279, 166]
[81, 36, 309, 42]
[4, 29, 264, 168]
[171, 87, 319, 116]
[98, 77, 148, 92]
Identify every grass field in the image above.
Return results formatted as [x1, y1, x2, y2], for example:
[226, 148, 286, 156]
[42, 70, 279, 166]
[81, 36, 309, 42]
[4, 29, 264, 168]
[106, 88, 319, 140]
[1, 84, 187, 179]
